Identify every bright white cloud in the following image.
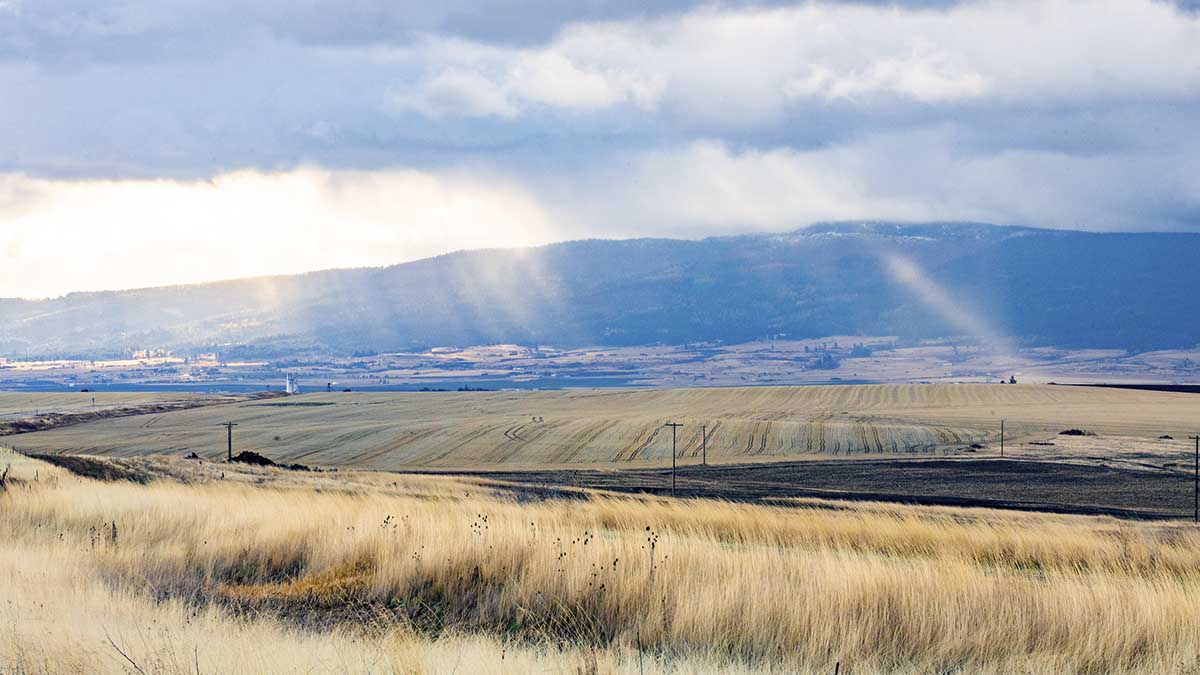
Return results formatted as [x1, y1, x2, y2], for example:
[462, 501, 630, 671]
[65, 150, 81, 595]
[509, 50, 665, 111]
[784, 40, 988, 103]
[392, 35, 667, 118]
[0, 168, 557, 298]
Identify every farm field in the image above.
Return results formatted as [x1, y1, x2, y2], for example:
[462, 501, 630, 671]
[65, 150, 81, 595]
[460, 458, 1200, 520]
[0, 392, 230, 419]
[0, 392, 247, 439]
[5, 384, 1198, 471]
[5, 448, 1200, 674]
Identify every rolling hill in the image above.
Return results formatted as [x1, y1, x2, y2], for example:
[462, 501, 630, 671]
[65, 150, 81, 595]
[2, 222, 1196, 358]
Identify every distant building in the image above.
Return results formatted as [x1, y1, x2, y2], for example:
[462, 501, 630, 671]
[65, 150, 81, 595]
[285, 374, 300, 394]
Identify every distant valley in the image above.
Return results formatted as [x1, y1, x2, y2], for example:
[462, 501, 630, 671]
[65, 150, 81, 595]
[2, 222, 1197, 365]
[3, 337, 1198, 393]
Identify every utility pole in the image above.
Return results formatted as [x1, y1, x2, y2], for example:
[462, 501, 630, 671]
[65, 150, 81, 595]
[701, 424, 708, 467]
[221, 422, 238, 461]
[1191, 435, 1199, 523]
[664, 422, 684, 497]
[1000, 420, 1005, 458]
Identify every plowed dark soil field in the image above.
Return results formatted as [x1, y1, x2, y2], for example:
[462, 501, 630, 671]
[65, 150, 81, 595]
[456, 458, 1198, 520]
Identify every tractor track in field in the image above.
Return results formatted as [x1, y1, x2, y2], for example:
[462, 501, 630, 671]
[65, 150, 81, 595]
[740, 422, 772, 456]
[419, 423, 508, 466]
[870, 424, 886, 454]
[756, 422, 771, 455]
[503, 424, 526, 442]
[617, 424, 665, 462]
[555, 419, 620, 464]
[690, 421, 721, 458]
[491, 422, 558, 464]
[804, 416, 824, 454]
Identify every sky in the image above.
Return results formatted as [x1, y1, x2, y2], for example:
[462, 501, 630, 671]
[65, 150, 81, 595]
[2, 0, 1200, 298]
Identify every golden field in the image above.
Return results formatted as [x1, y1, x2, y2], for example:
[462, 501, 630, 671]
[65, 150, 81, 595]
[4, 447, 1200, 674]
[7, 384, 1199, 469]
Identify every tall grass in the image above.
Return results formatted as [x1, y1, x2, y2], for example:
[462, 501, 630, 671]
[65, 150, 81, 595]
[4, 449, 1200, 673]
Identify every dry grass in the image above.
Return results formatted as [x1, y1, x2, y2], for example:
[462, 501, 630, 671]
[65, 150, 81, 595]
[8, 384, 1199, 468]
[4, 448, 1200, 674]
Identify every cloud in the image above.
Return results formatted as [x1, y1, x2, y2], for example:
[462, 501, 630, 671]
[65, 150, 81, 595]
[0, 168, 557, 298]
[508, 50, 665, 111]
[531, 128, 1200, 238]
[383, 0, 1200, 128]
[4, 122, 1200, 298]
[391, 68, 519, 118]
[390, 46, 666, 119]
[2, 0, 1200, 296]
[783, 39, 988, 103]
[549, 141, 934, 236]
[4, 0, 966, 57]
[6, 1, 1200, 172]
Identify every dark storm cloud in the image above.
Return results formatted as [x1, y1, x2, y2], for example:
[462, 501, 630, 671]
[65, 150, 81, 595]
[0, 0, 971, 61]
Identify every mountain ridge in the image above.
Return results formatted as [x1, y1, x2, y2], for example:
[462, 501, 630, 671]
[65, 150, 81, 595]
[2, 222, 1195, 358]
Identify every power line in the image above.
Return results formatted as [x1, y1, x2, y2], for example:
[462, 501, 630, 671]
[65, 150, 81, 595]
[220, 422, 238, 462]
[1191, 435, 1199, 523]
[664, 422, 684, 497]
